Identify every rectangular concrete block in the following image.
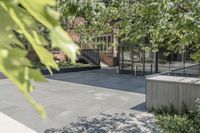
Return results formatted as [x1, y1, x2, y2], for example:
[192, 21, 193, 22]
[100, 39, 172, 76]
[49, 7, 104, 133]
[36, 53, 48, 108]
[146, 75, 200, 111]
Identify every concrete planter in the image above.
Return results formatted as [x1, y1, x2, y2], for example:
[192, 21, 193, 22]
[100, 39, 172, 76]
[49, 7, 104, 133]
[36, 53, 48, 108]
[146, 75, 200, 111]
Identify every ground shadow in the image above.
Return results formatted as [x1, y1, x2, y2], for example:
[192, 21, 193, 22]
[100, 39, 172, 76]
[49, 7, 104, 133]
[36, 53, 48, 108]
[46, 68, 146, 94]
[44, 113, 160, 133]
[130, 102, 146, 112]
[0, 73, 6, 79]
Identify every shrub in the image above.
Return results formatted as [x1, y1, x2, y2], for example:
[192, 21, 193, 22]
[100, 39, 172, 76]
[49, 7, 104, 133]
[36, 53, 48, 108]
[33, 61, 91, 69]
[155, 101, 200, 133]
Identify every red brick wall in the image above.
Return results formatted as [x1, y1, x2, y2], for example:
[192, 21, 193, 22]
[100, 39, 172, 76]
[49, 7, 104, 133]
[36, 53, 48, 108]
[100, 52, 119, 67]
[52, 51, 66, 62]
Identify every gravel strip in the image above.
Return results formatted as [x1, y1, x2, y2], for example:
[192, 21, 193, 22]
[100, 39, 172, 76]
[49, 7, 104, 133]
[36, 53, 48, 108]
[44, 113, 160, 133]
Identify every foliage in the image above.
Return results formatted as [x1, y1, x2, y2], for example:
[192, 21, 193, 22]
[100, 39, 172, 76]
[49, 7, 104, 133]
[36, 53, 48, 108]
[155, 101, 200, 133]
[58, 0, 200, 58]
[0, 0, 79, 118]
[58, 62, 91, 68]
[33, 61, 91, 69]
[57, 0, 106, 46]
[112, 0, 200, 53]
[157, 114, 193, 133]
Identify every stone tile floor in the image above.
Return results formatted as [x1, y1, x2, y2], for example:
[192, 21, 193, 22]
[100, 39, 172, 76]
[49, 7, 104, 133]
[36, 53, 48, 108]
[0, 68, 145, 132]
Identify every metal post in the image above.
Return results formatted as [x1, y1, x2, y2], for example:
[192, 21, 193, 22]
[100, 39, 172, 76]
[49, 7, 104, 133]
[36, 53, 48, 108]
[143, 50, 146, 76]
[182, 48, 186, 74]
[98, 49, 100, 66]
[135, 65, 137, 76]
[154, 52, 159, 73]
[169, 54, 171, 71]
[122, 47, 124, 72]
[118, 46, 121, 73]
[131, 47, 134, 75]
[199, 63, 200, 76]
[150, 64, 153, 74]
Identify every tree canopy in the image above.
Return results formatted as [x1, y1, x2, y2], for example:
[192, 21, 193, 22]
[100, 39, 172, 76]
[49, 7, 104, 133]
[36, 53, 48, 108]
[60, 0, 200, 57]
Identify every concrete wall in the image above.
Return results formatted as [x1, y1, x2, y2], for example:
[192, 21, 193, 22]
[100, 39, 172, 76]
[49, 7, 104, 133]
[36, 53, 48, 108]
[146, 75, 200, 111]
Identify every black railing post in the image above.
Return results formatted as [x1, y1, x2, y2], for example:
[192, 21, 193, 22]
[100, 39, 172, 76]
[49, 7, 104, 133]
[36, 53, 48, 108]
[131, 46, 134, 75]
[182, 48, 186, 74]
[98, 49, 100, 66]
[154, 52, 159, 73]
[122, 47, 124, 72]
[150, 64, 153, 74]
[118, 46, 121, 73]
[143, 50, 145, 76]
[80, 49, 101, 66]
[199, 63, 200, 76]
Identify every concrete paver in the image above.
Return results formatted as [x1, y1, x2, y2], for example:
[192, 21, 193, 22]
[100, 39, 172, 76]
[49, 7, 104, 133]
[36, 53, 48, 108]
[0, 68, 145, 132]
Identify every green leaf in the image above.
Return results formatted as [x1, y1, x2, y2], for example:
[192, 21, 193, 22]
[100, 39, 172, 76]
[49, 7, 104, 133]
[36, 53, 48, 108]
[7, 5, 59, 72]
[50, 26, 80, 63]
[0, 5, 20, 45]
[0, 45, 46, 119]
[20, 0, 59, 29]
[0, 0, 80, 119]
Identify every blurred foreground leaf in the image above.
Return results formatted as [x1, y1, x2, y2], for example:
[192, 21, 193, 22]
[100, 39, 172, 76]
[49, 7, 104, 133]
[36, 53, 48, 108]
[0, 0, 79, 118]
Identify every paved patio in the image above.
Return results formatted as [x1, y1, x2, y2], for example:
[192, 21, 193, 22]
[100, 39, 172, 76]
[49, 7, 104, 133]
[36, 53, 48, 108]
[0, 68, 145, 132]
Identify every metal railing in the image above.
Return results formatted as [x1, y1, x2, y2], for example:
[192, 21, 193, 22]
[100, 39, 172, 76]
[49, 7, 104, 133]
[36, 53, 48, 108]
[160, 64, 200, 77]
[81, 49, 100, 66]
